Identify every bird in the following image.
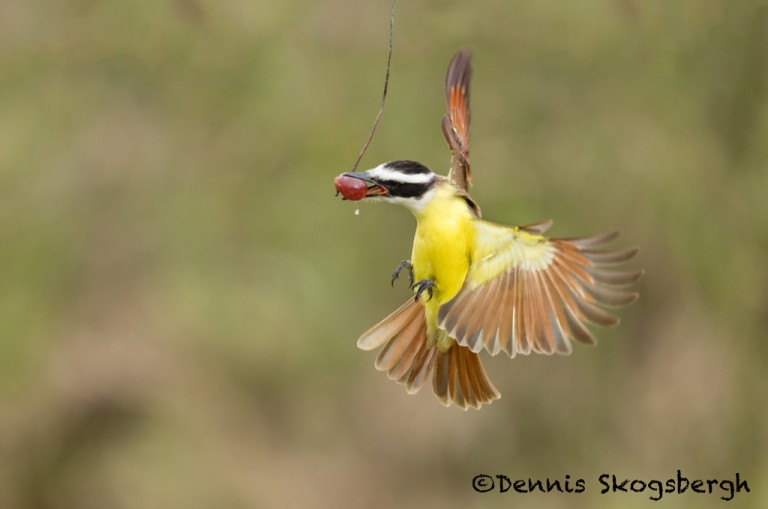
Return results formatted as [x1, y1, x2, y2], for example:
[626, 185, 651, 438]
[334, 49, 642, 410]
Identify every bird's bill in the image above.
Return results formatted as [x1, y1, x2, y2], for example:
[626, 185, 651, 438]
[337, 172, 390, 199]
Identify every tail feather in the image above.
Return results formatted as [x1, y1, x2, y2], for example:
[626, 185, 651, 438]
[434, 344, 500, 410]
[358, 299, 500, 409]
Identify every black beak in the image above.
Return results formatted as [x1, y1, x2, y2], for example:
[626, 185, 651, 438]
[342, 172, 376, 183]
[343, 172, 390, 197]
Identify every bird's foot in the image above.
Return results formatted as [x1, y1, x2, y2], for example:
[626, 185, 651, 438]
[411, 279, 435, 302]
[391, 259, 414, 287]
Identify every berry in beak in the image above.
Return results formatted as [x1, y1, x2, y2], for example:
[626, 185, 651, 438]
[334, 172, 389, 201]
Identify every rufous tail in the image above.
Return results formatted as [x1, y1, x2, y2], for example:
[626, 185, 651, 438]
[357, 299, 500, 410]
[434, 342, 500, 410]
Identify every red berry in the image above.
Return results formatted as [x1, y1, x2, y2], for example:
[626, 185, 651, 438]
[334, 174, 368, 201]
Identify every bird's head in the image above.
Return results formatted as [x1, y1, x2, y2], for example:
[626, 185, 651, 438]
[335, 160, 438, 211]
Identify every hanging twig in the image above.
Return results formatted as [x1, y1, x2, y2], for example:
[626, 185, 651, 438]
[350, 0, 396, 171]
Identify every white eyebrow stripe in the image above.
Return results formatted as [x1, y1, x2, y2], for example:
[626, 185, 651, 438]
[368, 164, 434, 184]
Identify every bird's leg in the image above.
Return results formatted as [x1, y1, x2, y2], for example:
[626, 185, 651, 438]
[411, 279, 435, 302]
[391, 259, 414, 287]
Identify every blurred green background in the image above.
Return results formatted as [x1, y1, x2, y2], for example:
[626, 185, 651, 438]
[1, 0, 767, 507]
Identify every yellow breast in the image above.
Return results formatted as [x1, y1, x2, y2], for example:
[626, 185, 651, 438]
[410, 184, 475, 350]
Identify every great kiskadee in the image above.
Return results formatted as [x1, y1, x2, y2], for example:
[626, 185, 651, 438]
[335, 50, 642, 410]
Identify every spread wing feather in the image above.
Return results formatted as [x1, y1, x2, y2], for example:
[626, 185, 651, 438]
[357, 298, 499, 407]
[442, 50, 473, 192]
[437, 221, 643, 358]
[358, 298, 436, 394]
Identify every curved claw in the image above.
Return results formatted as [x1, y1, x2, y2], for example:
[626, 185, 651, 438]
[411, 279, 435, 302]
[391, 260, 414, 287]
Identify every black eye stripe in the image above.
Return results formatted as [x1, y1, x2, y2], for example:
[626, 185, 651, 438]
[381, 180, 431, 198]
[397, 183, 429, 198]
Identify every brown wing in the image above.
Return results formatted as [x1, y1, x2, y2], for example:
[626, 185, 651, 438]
[442, 49, 473, 191]
[437, 221, 643, 357]
[358, 298, 435, 394]
[357, 298, 499, 409]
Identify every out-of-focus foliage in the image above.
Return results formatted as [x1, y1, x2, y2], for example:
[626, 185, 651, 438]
[1, 0, 766, 508]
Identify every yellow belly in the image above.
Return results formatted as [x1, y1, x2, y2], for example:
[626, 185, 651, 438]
[410, 188, 474, 351]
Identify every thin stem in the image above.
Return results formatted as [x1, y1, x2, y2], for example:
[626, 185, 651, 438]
[350, 0, 396, 171]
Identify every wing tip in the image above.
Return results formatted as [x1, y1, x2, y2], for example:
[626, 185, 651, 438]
[519, 219, 554, 235]
[566, 229, 621, 247]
